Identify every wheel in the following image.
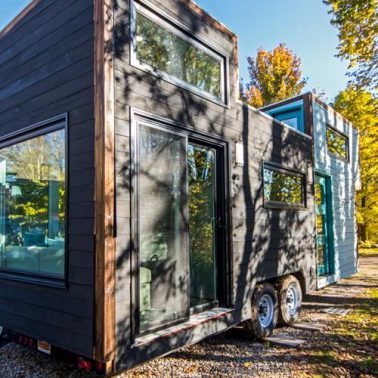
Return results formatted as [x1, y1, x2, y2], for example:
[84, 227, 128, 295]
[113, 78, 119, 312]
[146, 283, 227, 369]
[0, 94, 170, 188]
[277, 275, 302, 326]
[243, 282, 278, 339]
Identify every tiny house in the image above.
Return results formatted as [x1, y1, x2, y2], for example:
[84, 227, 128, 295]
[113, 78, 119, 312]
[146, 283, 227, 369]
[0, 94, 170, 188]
[0, 0, 357, 374]
[262, 93, 360, 289]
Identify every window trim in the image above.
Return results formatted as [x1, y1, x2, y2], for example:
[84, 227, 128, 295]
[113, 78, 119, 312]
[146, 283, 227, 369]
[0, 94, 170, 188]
[270, 107, 304, 133]
[0, 114, 68, 288]
[314, 170, 335, 277]
[326, 124, 349, 162]
[130, 0, 229, 107]
[263, 161, 307, 210]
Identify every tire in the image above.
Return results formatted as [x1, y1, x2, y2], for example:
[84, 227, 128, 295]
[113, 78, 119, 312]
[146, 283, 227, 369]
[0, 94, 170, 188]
[243, 283, 278, 339]
[277, 275, 302, 326]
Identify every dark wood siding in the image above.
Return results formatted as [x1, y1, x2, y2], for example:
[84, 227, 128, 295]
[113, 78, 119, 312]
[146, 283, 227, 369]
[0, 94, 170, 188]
[0, 0, 95, 358]
[113, 0, 316, 369]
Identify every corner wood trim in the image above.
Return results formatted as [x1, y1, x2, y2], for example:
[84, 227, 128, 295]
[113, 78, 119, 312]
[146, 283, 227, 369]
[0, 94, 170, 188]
[94, 0, 116, 366]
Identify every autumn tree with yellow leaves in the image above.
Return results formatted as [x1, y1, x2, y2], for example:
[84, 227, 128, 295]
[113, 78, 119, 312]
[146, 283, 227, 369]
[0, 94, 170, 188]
[323, 0, 378, 91]
[245, 43, 307, 108]
[333, 86, 378, 242]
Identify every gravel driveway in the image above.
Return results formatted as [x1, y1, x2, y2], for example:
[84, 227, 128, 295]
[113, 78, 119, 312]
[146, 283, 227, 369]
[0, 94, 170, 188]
[1, 253, 377, 378]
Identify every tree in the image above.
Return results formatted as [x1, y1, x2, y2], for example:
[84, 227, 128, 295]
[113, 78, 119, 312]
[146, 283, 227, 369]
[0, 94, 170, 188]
[333, 85, 378, 241]
[245, 43, 307, 108]
[323, 0, 378, 91]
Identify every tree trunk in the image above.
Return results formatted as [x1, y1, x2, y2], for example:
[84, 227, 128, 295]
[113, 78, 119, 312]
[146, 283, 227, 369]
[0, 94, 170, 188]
[360, 195, 368, 241]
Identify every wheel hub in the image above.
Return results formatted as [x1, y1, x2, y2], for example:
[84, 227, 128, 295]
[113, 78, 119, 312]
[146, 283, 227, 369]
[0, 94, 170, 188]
[286, 285, 297, 315]
[258, 294, 274, 328]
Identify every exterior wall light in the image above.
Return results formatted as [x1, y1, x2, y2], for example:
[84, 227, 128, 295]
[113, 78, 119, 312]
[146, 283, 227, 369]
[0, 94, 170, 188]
[236, 141, 244, 166]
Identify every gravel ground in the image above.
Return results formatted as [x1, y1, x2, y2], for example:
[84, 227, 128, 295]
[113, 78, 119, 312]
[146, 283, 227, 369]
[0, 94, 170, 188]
[1, 254, 377, 378]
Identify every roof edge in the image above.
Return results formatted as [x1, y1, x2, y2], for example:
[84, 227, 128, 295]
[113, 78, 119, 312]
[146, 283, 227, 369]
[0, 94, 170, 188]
[260, 91, 357, 130]
[183, 0, 237, 40]
[0, 0, 41, 38]
[259, 92, 311, 111]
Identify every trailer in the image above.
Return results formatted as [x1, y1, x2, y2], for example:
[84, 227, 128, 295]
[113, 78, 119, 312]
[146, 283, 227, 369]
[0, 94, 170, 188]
[0, 0, 357, 374]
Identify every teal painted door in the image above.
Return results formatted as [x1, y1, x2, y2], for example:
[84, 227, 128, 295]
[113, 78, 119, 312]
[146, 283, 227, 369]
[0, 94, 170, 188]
[315, 175, 333, 276]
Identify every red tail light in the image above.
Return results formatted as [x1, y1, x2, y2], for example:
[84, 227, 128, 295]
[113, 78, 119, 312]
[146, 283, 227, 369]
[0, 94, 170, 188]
[77, 357, 93, 371]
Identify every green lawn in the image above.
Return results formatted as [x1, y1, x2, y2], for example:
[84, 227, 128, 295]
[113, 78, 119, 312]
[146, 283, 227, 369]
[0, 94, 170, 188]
[359, 247, 378, 257]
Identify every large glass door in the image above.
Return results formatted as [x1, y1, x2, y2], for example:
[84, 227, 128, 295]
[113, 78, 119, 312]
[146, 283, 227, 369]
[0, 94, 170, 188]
[136, 121, 225, 334]
[138, 124, 189, 333]
[315, 174, 333, 276]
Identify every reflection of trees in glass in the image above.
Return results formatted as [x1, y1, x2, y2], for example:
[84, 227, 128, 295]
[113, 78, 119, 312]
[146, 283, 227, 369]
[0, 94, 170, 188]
[136, 12, 222, 99]
[188, 145, 215, 266]
[264, 167, 304, 205]
[315, 181, 322, 205]
[188, 145, 216, 306]
[326, 128, 347, 159]
[0, 130, 65, 240]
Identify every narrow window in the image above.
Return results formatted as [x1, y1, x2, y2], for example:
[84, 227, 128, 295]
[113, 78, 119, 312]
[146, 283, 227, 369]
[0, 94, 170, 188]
[263, 164, 305, 208]
[0, 129, 66, 277]
[133, 6, 225, 102]
[326, 126, 348, 160]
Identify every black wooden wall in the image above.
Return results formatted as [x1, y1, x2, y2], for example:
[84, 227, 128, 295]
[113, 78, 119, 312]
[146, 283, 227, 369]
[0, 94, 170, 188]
[113, 0, 316, 369]
[0, 0, 95, 358]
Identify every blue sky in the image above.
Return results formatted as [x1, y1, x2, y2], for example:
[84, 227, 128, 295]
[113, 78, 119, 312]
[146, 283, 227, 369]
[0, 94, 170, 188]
[0, 0, 32, 30]
[0, 0, 349, 99]
[196, 0, 349, 99]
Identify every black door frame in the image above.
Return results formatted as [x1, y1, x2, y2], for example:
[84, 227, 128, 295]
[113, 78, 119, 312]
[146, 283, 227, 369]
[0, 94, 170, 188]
[130, 108, 232, 341]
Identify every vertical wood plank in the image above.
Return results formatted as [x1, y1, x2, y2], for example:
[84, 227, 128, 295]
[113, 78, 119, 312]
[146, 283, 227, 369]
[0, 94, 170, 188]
[94, 0, 116, 368]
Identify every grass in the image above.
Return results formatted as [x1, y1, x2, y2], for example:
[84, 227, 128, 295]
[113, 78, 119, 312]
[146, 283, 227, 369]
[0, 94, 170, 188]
[359, 247, 378, 256]
[313, 350, 337, 364]
[337, 288, 378, 341]
[311, 286, 378, 377]
[361, 357, 378, 375]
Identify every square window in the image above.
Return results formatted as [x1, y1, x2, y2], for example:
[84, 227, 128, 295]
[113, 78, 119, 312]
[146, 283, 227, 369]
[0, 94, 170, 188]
[263, 163, 306, 208]
[326, 126, 348, 160]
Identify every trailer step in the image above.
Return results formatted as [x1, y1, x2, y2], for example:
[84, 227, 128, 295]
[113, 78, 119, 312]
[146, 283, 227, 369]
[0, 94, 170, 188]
[291, 321, 325, 331]
[319, 307, 351, 316]
[135, 307, 233, 347]
[263, 333, 306, 348]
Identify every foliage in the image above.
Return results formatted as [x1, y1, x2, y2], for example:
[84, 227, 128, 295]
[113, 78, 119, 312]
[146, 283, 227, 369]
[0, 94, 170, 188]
[136, 12, 221, 98]
[264, 167, 303, 205]
[188, 146, 215, 267]
[333, 85, 378, 241]
[326, 127, 348, 159]
[245, 43, 307, 108]
[0, 130, 66, 241]
[323, 0, 378, 90]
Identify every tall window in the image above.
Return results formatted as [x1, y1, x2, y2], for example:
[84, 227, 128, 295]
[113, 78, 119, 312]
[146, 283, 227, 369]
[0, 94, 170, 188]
[263, 163, 305, 208]
[0, 128, 66, 277]
[326, 126, 348, 160]
[133, 5, 225, 102]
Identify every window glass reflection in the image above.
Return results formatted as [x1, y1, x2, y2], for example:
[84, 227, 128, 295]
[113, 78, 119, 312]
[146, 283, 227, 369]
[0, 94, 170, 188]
[326, 127, 348, 159]
[138, 124, 188, 332]
[0, 129, 65, 276]
[188, 144, 216, 308]
[264, 166, 304, 207]
[136, 11, 222, 99]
